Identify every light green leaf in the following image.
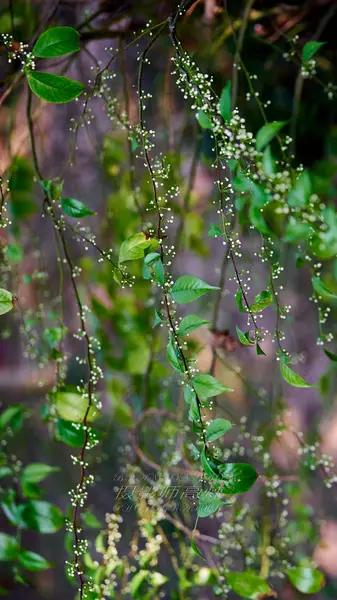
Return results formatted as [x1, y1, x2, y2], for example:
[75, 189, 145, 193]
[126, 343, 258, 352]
[218, 462, 258, 494]
[0, 405, 24, 429]
[153, 309, 164, 328]
[192, 374, 233, 400]
[287, 566, 325, 594]
[235, 290, 247, 313]
[20, 500, 64, 533]
[61, 197, 95, 218]
[6, 243, 23, 263]
[21, 463, 59, 484]
[302, 41, 325, 63]
[236, 326, 253, 346]
[130, 569, 149, 596]
[177, 315, 209, 336]
[219, 81, 231, 121]
[33, 26, 80, 58]
[55, 391, 99, 422]
[119, 233, 157, 263]
[166, 335, 185, 373]
[26, 70, 84, 103]
[312, 276, 337, 302]
[197, 490, 228, 518]
[0, 533, 19, 561]
[197, 111, 212, 129]
[144, 252, 165, 285]
[288, 171, 312, 207]
[280, 360, 314, 388]
[191, 538, 206, 560]
[82, 510, 102, 528]
[256, 121, 287, 151]
[283, 221, 311, 243]
[206, 418, 232, 442]
[262, 145, 276, 176]
[250, 290, 273, 313]
[0, 288, 14, 316]
[18, 550, 51, 571]
[189, 394, 200, 424]
[171, 276, 219, 304]
[227, 571, 272, 599]
[208, 223, 222, 238]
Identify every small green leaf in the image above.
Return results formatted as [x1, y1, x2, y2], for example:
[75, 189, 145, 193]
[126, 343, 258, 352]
[227, 571, 272, 599]
[20, 500, 64, 533]
[312, 276, 337, 302]
[219, 81, 231, 121]
[171, 276, 219, 304]
[218, 462, 258, 494]
[21, 463, 59, 484]
[18, 550, 51, 571]
[0, 288, 14, 316]
[235, 290, 247, 313]
[302, 41, 325, 63]
[6, 244, 23, 263]
[208, 223, 222, 238]
[283, 221, 311, 243]
[119, 233, 157, 263]
[177, 315, 209, 336]
[166, 335, 185, 373]
[197, 490, 228, 517]
[184, 385, 196, 405]
[144, 253, 165, 285]
[200, 450, 222, 480]
[153, 309, 164, 328]
[192, 374, 233, 400]
[206, 418, 232, 442]
[287, 566, 325, 594]
[250, 290, 273, 313]
[82, 510, 102, 529]
[288, 171, 312, 207]
[56, 419, 85, 447]
[197, 111, 212, 129]
[256, 121, 287, 151]
[280, 360, 314, 388]
[33, 26, 80, 58]
[262, 145, 276, 176]
[191, 538, 206, 560]
[55, 391, 99, 422]
[129, 570, 149, 596]
[61, 198, 95, 218]
[236, 326, 253, 346]
[0, 533, 19, 561]
[256, 342, 266, 356]
[26, 70, 84, 104]
[189, 394, 200, 424]
[324, 348, 337, 362]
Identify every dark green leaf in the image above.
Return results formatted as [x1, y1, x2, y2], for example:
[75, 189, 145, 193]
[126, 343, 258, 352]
[302, 41, 325, 63]
[178, 315, 209, 336]
[166, 335, 185, 373]
[191, 538, 206, 560]
[256, 121, 287, 151]
[56, 419, 85, 447]
[250, 290, 273, 313]
[206, 418, 232, 442]
[33, 26, 80, 58]
[26, 70, 84, 104]
[208, 223, 222, 238]
[236, 326, 253, 346]
[312, 276, 337, 302]
[171, 276, 219, 304]
[18, 550, 51, 571]
[61, 198, 94, 218]
[227, 571, 272, 599]
[219, 81, 231, 121]
[256, 342, 266, 356]
[82, 510, 102, 528]
[235, 290, 247, 313]
[20, 501, 64, 533]
[197, 111, 212, 129]
[218, 463, 258, 494]
[0, 405, 24, 430]
[324, 348, 337, 362]
[0, 533, 19, 561]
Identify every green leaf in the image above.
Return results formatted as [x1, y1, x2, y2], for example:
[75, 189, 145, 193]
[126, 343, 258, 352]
[256, 342, 266, 356]
[324, 348, 337, 362]
[153, 309, 164, 328]
[166, 335, 185, 373]
[249, 205, 272, 236]
[189, 394, 200, 424]
[0, 467, 11, 478]
[55, 391, 99, 422]
[236, 326, 253, 346]
[0, 533, 19, 561]
[119, 233, 157, 263]
[197, 490, 228, 517]
[43, 326, 65, 348]
[21, 463, 59, 484]
[26, 70, 84, 104]
[0, 288, 14, 316]
[218, 463, 258, 494]
[287, 566, 325, 594]
[280, 360, 314, 388]
[18, 550, 51, 571]
[288, 171, 312, 207]
[144, 253, 165, 285]
[56, 419, 85, 447]
[61, 198, 95, 218]
[130, 569, 149, 596]
[235, 290, 247, 313]
[206, 418, 232, 442]
[302, 41, 325, 63]
[33, 26, 80, 58]
[193, 374, 233, 400]
[250, 290, 273, 313]
[20, 500, 64, 533]
[0, 405, 24, 430]
[191, 538, 206, 560]
[6, 244, 23, 263]
[177, 315, 209, 336]
[171, 276, 219, 304]
[227, 571, 272, 599]
[208, 223, 222, 238]
[200, 450, 222, 480]
[197, 111, 212, 129]
[219, 81, 231, 121]
[256, 121, 287, 151]
[82, 510, 102, 529]
[283, 221, 311, 243]
[262, 146, 276, 176]
[312, 276, 337, 302]
[184, 385, 196, 405]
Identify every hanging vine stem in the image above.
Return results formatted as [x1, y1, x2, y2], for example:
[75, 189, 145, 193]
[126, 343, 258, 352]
[27, 88, 100, 598]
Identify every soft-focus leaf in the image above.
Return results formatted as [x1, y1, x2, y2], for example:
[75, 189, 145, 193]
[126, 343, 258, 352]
[219, 81, 231, 121]
[0, 533, 19, 561]
[21, 501, 64, 533]
[227, 571, 272, 599]
[287, 566, 325, 594]
[256, 121, 287, 151]
[312, 276, 337, 302]
[197, 490, 228, 517]
[197, 111, 212, 129]
[18, 550, 51, 571]
[21, 463, 59, 484]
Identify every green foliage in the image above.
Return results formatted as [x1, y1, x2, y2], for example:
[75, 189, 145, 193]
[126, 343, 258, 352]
[61, 197, 95, 218]
[26, 71, 84, 103]
[0, 288, 14, 315]
[226, 572, 273, 599]
[287, 566, 325, 594]
[255, 121, 287, 151]
[170, 276, 219, 304]
[302, 41, 326, 63]
[33, 26, 80, 58]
